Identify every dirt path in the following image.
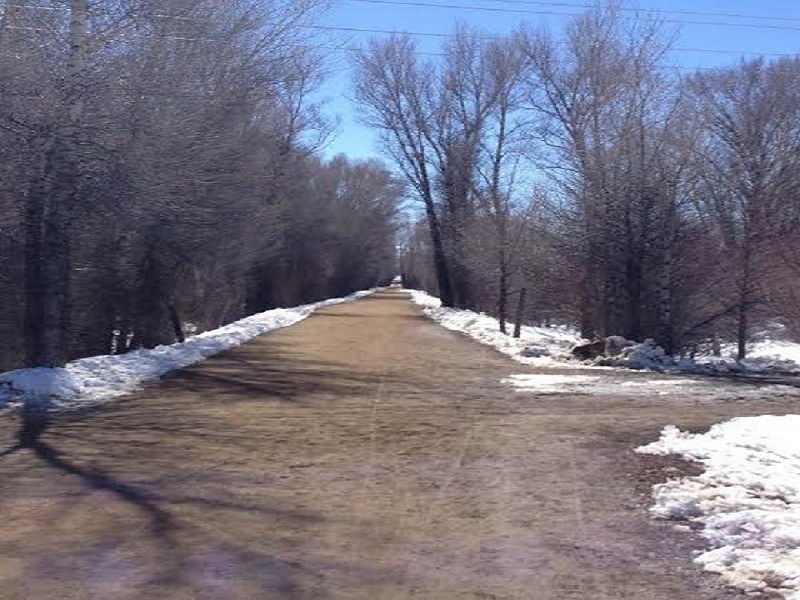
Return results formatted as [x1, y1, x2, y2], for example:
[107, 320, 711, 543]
[1, 290, 798, 599]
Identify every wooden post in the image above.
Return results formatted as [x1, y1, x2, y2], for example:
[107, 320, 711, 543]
[513, 287, 527, 339]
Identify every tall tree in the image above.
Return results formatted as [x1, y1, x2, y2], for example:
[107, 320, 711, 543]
[689, 57, 800, 358]
[23, 0, 88, 367]
[354, 34, 455, 306]
[1, 0, 387, 372]
[355, 27, 533, 312]
[521, 5, 688, 349]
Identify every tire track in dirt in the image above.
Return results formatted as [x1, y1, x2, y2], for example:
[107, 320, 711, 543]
[0, 289, 796, 599]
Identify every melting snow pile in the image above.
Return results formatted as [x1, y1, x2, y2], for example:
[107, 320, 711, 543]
[595, 338, 676, 371]
[0, 290, 374, 411]
[407, 289, 583, 366]
[638, 416, 800, 598]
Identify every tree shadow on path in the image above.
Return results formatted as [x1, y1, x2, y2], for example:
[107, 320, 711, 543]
[0, 345, 400, 598]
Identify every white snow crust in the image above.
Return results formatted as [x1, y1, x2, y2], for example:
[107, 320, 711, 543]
[0, 290, 374, 411]
[638, 417, 800, 599]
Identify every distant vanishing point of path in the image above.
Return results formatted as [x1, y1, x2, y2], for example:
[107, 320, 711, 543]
[0, 290, 793, 599]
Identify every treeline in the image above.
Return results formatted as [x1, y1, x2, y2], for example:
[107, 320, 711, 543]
[356, 4, 800, 357]
[0, 0, 400, 370]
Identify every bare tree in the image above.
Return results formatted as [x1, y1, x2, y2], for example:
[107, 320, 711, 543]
[688, 57, 800, 358]
[470, 33, 533, 332]
[355, 27, 534, 314]
[21, 0, 89, 367]
[520, 5, 693, 350]
[1, 0, 401, 374]
[354, 34, 456, 306]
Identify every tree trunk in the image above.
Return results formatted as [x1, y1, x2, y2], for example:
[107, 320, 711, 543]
[736, 244, 752, 361]
[513, 287, 526, 339]
[736, 305, 747, 360]
[497, 242, 508, 334]
[654, 258, 674, 354]
[736, 296, 748, 361]
[23, 0, 87, 368]
[24, 156, 48, 367]
[40, 148, 75, 367]
[167, 303, 185, 343]
[422, 197, 454, 307]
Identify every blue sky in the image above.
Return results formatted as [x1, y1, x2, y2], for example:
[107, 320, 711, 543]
[311, 0, 800, 161]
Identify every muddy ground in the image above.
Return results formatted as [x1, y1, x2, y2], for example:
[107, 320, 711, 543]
[0, 290, 798, 599]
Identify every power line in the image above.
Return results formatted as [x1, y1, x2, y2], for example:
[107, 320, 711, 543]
[305, 24, 448, 38]
[11, 0, 800, 30]
[320, 44, 444, 57]
[316, 44, 724, 71]
[475, 0, 800, 25]
[11, 0, 800, 34]
[12, 0, 800, 27]
[345, 0, 800, 33]
[303, 24, 798, 59]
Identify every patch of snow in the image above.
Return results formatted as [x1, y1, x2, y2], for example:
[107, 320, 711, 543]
[406, 289, 583, 367]
[408, 289, 442, 309]
[638, 416, 800, 598]
[692, 331, 800, 375]
[503, 374, 600, 394]
[743, 341, 800, 373]
[504, 373, 708, 396]
[693, 350, 800, 376]
[0, 289, 376, 411]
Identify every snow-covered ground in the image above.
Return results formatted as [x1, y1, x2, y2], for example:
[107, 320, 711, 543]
[638, 417, 800, 599]
[0, 290, 375, 411]
[407, 289, 800, 374]
[692, 342, 800, 376]
[749, 340, 800, 366]
[407, 289, 583, 367]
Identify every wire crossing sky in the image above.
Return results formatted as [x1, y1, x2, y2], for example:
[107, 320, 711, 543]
[314, 0, 800, 160]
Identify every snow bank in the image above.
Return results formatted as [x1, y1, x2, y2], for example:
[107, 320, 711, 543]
[750, 341, 800, 366]
[638, 416, 800, 598]
[694, 348, 800, 376]
[0, 290, 375, 411]
[408, 289, 800, 376]
[598, 340, 800, 375]
[406, 289, 583, 366]
[691, 325, 800, 375]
